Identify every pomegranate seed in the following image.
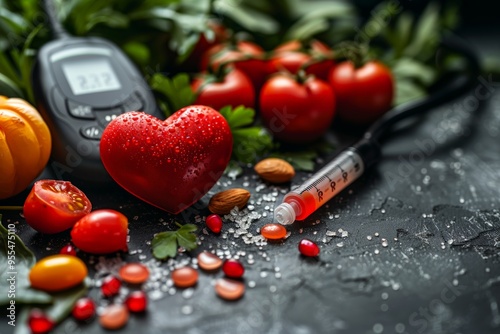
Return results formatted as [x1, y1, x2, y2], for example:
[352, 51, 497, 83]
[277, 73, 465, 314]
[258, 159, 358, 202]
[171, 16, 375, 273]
[101, 276, 121, 297]
[119, 263, 150, 284]
[59, 244, 77, 256]
[222, 259, 245, 278]
[125, 291, 148, 312]
[205, 214, 223, 233]
[28, 309, 54, 334]
[260, 223, 287, 240]
[72, 297, 96, 321]
[298, 239, 320, 257]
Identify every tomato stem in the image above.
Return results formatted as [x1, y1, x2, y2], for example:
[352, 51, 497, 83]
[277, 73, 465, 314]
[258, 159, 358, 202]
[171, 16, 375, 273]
[0, 206, 23, 211]
[333, 41, 368, 69]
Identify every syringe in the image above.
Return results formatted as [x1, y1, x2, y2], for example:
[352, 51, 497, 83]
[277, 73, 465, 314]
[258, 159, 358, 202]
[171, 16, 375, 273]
[274, 140, 380, 225]
[273, 34, 479, 225]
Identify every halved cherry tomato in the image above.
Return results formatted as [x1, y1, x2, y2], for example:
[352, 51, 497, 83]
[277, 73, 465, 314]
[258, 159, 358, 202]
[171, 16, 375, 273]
[328, 60, 394, 124]
[23, 180, 92, 234]
[71, 209, 128, 254]
[259, 73, 336, 143]
[192, 68, 255, 110]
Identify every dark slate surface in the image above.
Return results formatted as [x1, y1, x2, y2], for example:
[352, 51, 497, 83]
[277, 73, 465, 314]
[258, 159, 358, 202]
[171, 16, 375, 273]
[2, 32, 500, 334]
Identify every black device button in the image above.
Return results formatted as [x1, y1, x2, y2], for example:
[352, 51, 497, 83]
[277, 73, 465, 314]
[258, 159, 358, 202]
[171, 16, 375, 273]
[95, 107, 123, 128]
[67, 100, 94, 119]
[80, 125, 102, 140]
[122, 93, 144, 112]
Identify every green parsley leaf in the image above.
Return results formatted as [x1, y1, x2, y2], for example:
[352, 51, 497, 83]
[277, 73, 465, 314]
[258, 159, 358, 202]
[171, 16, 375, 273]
[152, 223, 198, 260]
[219, 105, 274, 163]
[152, 231, 177, 260]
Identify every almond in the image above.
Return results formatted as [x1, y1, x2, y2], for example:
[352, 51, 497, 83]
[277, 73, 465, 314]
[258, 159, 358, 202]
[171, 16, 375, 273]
[208, 188, 251, 215]
[254, 158, 295, 183]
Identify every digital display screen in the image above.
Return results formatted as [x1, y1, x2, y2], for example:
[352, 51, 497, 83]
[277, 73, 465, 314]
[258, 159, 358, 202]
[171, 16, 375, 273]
[61, 58, 121, 95]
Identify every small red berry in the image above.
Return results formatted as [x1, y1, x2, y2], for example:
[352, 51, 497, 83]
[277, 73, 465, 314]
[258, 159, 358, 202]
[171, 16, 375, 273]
[28, 309, 54, 334]
[59, 244, 77, 256]
[298, 239, 320, 257]
[125, 291, 148, 313]
[72, 297, 96, 321]
[101, 276, 121, 297]
[205, 214, 223, 233]
[222, 259, 245, 278]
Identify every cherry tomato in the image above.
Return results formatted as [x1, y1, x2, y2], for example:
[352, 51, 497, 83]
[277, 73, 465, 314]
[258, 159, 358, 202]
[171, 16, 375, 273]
[328, 60, 394, 124]
[71, 209, 128, 254]
[177, 21, 229, 72]
[268, 39, 334, 81]
[259, 73, 336, 143]
[29, 255, 87, 292]
[201, 41, 267, 91]
[192, 68, 255, 110]
[23, 180, 92, 234]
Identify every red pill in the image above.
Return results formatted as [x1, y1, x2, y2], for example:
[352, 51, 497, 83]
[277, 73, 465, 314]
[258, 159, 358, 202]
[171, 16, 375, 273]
[119, 263, 150, 284]
[28, 309, 54, 334]
[206, 214, 223, 233]
[171, 267, 198, 288]
[197, 251, 223, 271]
[99, 304, 129, 330]
[72, 297, 96, 321]
[101, 276, 121, 297]
[215, 278, 245, 301]
[125, 291, 147, 312]
[222, 259, 245, 278]
[298, 239, 320, 257]
[260, 223, 287, 240]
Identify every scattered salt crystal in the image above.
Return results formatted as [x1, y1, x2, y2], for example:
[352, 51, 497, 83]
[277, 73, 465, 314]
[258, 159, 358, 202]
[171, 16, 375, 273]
[326, 230, 336, 237]
[181, 305, 193, 315]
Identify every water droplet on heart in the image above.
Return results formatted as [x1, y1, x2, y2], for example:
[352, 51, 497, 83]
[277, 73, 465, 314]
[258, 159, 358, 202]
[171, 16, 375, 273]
[175, 146, 180, 153]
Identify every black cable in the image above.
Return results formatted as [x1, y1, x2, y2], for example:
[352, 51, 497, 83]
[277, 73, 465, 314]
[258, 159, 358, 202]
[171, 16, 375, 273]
[42, 0, 69, 39]
[363, 33, 481, 145]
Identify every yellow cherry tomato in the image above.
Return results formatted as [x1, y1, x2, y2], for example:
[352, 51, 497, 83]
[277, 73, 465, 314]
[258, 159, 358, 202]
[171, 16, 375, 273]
[0, 96, 52, 199]
[29, 255, 87, 292]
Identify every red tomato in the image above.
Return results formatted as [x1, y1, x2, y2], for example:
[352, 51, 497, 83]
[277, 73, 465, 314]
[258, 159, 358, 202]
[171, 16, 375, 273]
[259, 73, 336, 143]
[201, 41, 267, 91]
[178, 21, 229, 72]
[71, 209, 128, 254]
[328, 61, 394, 124]
[192, 68, 255, 110]
[268, 40, 334, 81]
[23, 180, 92, 234]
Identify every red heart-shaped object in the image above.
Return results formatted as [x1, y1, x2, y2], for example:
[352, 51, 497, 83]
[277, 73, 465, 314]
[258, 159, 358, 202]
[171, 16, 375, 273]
[100, 106, 232, 214]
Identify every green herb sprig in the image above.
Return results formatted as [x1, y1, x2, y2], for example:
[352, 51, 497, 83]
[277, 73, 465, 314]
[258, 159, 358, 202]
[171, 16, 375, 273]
[152, 222, 197, 260]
